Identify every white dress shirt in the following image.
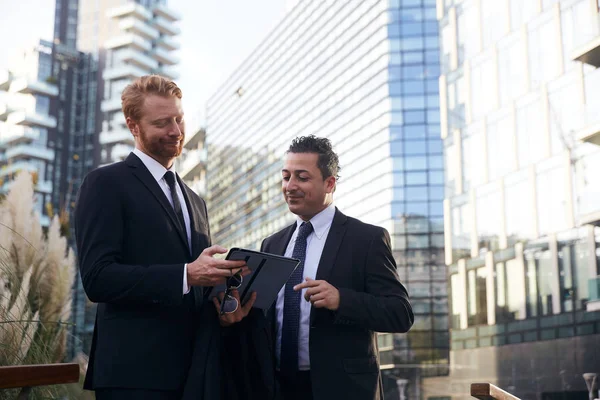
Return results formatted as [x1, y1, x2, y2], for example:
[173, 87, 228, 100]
[133, 148, 191, 294]
[275, 204, 335, 370]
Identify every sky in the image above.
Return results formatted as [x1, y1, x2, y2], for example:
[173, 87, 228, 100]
[0, 0, 297, 131]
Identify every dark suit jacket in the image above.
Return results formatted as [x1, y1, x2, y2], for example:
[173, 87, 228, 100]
[256, 208, 414, 400]
[74, 153, 219, 396]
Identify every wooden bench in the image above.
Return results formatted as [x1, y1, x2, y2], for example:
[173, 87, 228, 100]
[0, 363, 79, 399]
[471, 383, 521, 400]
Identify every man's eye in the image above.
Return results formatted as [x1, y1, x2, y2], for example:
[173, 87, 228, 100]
[282, 176, 290, 181]
[298, 176, 308, 181]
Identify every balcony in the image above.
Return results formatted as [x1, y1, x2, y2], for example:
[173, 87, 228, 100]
[5, 144, 54, 161]
[152, 47, 179, 65]
[153, 4, 181, 22]
[155, 67, 179, 80]
[0, 69, 11, 90]
[0, 126, 38, 146]
[36, 179, 52, 194]
[156, 35, 180, 51]
[0, 160, 36, 178]
[572, 35, 600, 68]
[153, 16, 180, 36]
[99, 128, 134, 146]
[576, 105, 600, 146]
[118, 49, 159, 70]
[0, 104, 12, 121]
[9, 77, 58, 97]
[578, 122, 600, 146]
[103, 64, 148, 81]
[587, 276, 600, 311]
[7, 111, 57, 129]
[111, 143, 133, 161]
[107, 3, 152, 21]
[189, 179, 206, 196]
[40, 214, 50, 227]
[119, 17, 159, 40]
[179, 148, 207, 180]
[105, 34, 152, 52]
[101, 97, 122, 113]
[184, 128, 206, 149]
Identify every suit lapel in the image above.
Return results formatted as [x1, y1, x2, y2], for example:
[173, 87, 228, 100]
[273, 223, 296, 256]
[126, 154, 189, 253]
[179, 177, 202, 257]
[311, 208, 347, 324]
[315, 208, 347, 282]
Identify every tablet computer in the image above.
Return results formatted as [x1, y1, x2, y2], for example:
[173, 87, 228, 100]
[208, 248, 300, 310]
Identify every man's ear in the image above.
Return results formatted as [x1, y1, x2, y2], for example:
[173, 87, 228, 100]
[126, 117, 139, 138]
[325, 175, 336, 194]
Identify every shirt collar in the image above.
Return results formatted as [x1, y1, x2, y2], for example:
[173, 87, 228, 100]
[133, 148, 174, 184]
[296, 204, 335, 240]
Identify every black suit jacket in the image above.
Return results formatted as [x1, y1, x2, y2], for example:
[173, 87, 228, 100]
[75, 153, 219, 395]
[257, 208, 413, 400]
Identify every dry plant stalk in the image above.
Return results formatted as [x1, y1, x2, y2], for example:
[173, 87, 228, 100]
[0, 171, 80, 398]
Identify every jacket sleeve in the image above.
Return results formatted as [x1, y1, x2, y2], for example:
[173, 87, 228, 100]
[334, 227, 414, 333]
[74, 170, 184, 306]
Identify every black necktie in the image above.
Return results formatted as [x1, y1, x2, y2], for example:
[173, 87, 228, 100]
[280, 221, 313, 375]
[163, 171, 187, 239]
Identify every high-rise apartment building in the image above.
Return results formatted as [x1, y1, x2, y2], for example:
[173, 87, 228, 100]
[0, 41, 58, 227]
[434, 0, 600, 398]
[92, 1, 180, 165]
[206, 0, 444, 397]
[176, 127, 207, 197]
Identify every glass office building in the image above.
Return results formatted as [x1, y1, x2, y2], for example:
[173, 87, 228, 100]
[206, 0, 445, 396]
[434, 0, 600, 398]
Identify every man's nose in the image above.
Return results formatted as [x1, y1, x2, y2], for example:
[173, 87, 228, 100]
[168, 121, 182, 136]
[286, 178, 298, 190]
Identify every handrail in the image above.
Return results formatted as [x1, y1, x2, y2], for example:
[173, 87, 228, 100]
[0, 363, 79, 399]
[471, 383, 521, 400]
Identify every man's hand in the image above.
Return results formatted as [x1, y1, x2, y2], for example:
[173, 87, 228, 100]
[187, 245, 249, 286]
[212, 289, 257, 327]
[294, 277, 340, 311]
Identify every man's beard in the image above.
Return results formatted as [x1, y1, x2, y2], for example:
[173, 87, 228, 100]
[139, 127, 184, 160]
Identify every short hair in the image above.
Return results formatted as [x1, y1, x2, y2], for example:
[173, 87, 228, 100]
[121, 75, 182, 121]
[287, 135, 340, 180]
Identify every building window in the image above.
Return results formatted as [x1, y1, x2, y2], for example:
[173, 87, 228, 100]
[536, 163, 569, 235]
[467, 267, 487, 326]
[461, 125, 486, 191]
[476, 185, 501, 253]
[510, 0, 538, 31]
[450, 273, 465, 329]
[516, 95, 546, 168]
[451, 198, 471, 260]
[526, 246, 554, 316]
[487, 110, 515, 181]
[528, 12, 561, 89]
[547, 74, 584, 156]
[558, 233, 593, 312]
[470, 56, 496, 120]
[561, 0, 598, 72]
[480, 0, 508, 48]
[456, 0, 479, 64]
[504, 170, 534, 246]
[497, 34, 526, 106]
[496, 258, 526, 323]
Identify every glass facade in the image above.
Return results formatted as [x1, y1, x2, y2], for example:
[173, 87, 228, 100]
[206, 0, 444, 396]
[437, 0, 600, 398]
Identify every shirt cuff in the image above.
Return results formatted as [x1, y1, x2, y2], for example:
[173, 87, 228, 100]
[183, 263, 191, 295]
